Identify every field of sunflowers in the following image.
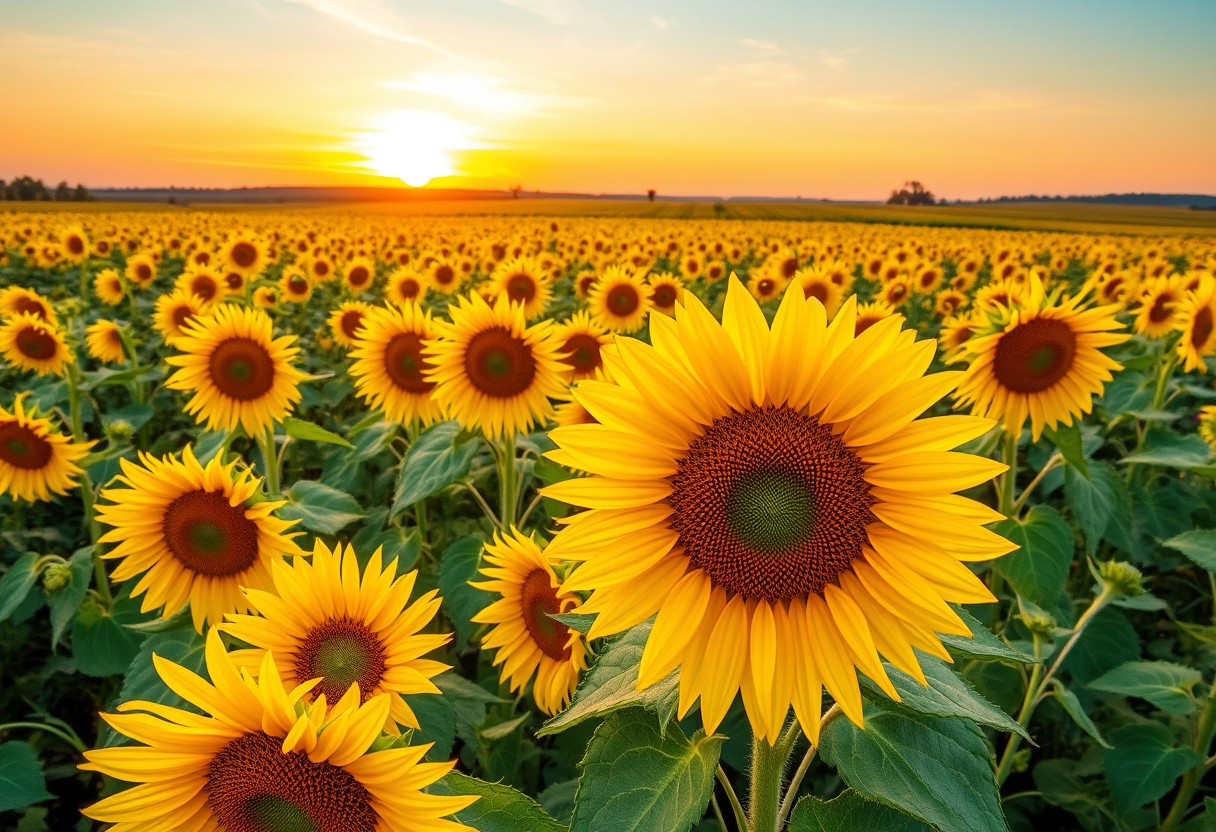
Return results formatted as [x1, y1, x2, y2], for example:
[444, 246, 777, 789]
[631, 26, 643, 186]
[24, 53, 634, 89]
[2, 208, 1216, 832]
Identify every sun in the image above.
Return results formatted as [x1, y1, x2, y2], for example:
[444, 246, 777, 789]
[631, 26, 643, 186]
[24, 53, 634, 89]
[357, 109, 481, 187]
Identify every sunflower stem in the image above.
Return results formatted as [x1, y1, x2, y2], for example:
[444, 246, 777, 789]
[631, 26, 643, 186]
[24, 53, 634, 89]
[0, 721, 87, 755]
[1161, 681, 1216, 832]
[1150, 348, 1179, 413]
[260, 424, 281, 497]
[498, 432, 517, 530]
[717, 765, 747, 832]
[1010, 453, 1062, 519]
[998, 429, 1018, 519]
[66, 361, 109, 605]
[748, 725, 799, 832]
[78, 260, 89, 301]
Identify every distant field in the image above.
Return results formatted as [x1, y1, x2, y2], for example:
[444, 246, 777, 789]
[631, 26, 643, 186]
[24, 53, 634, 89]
[6, 198, 1216, 236]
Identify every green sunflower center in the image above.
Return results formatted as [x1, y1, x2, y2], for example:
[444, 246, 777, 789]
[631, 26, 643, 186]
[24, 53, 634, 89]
[726, 471, 815, 553]
[294, 618, 387, 704]
[188, 521, 229, 555]
[246, 795, 318, 832]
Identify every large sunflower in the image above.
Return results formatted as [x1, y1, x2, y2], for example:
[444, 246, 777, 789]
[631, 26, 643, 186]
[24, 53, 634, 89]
[489, 257, 552, 320]
[327, 300, 373, 348]
[541, 280, 1012, 744]
[589, 266, 651, 334]
[344, 256, 376, 294]
[223, 540, 450, 731]
[165, 305, 307, 437]
[349, 302, 444, 427]
[0, 312, 70, 377]
[96, 445, 303, 631]
[86, 320, 127, 364]
[550, 310, 610, 382]
[0, 286, 57, 325]
[81, 630, 476, 832]
[471, 527, 587, 715]
[427, 258, 462, 296]
[0, 395, 94, 503]
[955, 274, 1129, 440]
[424, 293, 566, 439]
[1178, 275, 1216, 373]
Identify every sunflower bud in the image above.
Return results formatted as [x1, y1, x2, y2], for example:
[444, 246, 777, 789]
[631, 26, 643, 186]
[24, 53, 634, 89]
[106, 419, 135, 441]
[1019, 611, 1057, 638]
[1098, 560, 1145, 598]
[41, 561, 73, 593]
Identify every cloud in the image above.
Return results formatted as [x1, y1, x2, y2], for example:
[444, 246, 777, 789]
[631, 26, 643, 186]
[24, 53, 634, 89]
[702, 61, 803, 87]
[742, 38, 783, 56]
[384, 73, 588, 115]
[496, 0, 573, 25]
[279, 0, 457, 57]
[811, 90, 1045, 113]
[817, 48, 860, 70]
[651, 15, 670, 30]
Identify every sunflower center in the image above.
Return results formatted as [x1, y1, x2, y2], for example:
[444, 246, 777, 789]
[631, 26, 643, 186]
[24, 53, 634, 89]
[231, 242, 258, 268]
[192, 277, 217, 301]
[758, 279, 775, 295]
[606, 285, 639, 316]
[560, 334, 602, 375]
[506, 274, 536, 303]
[804, 282, 828, 303]
[163, 490, 260, 576]
[781, 258, 798, 279]
[992, 317, 1077, 394]
[397, 278, 420, 299]
[288, 276, 309, 295]
[340, 310, 365, 340]
[13, 298, 48, 320]
[347, 266, 370, 287]
[578, 275, 595, 295]
[384, 332, 434, 394]
[210, 337, 276, 400]
[136, 264, 153, 282]
[669, 406, 874, 601]
[17, 325, 56, 360]
[295, 618, 387, 704]
[312, 261, 330, 279]
[1193, 307, 1214, 348]
[434, 265, 455, 285]
[1149, 292, 1176, 323]
[520, 569, 571, 661]
[207, 732, 376, 832]
[226, 272, 245, 290]
[0, 423, 53, 470]
[67, 236, 85, 255]
[172, 305, 197, 330]
[464, 327, 536, 398]
[652, 285, 677, 307]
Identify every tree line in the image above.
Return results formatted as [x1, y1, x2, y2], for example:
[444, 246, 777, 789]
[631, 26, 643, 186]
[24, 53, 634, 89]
[1, 176, 93, 202]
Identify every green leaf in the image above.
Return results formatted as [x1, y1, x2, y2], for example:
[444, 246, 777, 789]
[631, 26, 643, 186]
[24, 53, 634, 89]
[1089, 660, 1203, 715]
[0, 742, 53, 812]
[858, 654, 1030, 741]
[940, 606, 1034, 664]
[71, 597, 147, 677]
[402, 690, 456, 760]
[279, 480, 365, 535]
[46, 548, 94, 648]
[282, 416, 354, 448]
[1064, 462, 1125, 556]
[570, 711, 723, 832]
[789, 790, 928, 832]
[550, 611, 596, 635]
[539, 618, 680, 737]
[1163, 530, 1216, 571]
[538, 780, 578, 825]
[819, 698, 1007, 832]
[1045, 421, 1089, 478]
[428, 771, 565, 832]
[1050, 683, 1110, 748]
[391, 421, 480, 516]
[0, 553, 42, 623]
[1121, 427, 1213, 468]
[1033, 759, 1119, 830]
[1103, 723, 1202, 812]
[438, 536, 492, 648]
[103, 403, 155, 432]
[435, 672, 504, 746]
[118, 625, 208, 715]
[1100, 370, 1151, 416]
[992, 505, 1075, 609]
[1061, 607, 1140, 686]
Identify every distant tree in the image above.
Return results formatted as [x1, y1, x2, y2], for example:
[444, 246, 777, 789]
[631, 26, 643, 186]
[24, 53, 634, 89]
[509, 184, 522, 200]
[55, 181, 73, 201]
[74, 184, 93, 202]
[887, 181, 936, 206]
[647, 189, 656, 202]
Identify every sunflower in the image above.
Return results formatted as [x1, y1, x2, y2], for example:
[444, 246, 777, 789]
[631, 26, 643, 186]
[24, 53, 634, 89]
[0, 313, 70, 377]
[489, 257, 551, 320]
[222, 232, 268, 275]
[0, 286, 57, 325]
[424, 292, 565, 439]
[96, 445, 304, 631]
[93, 268, 125, 306]
[1094, 270, 1138, 306]
[939, 310, 982, 363]
[0, 395, 93, 503]
[223, 540, 450, 730]
[854, 300, 895, 337]
[880, 275, 913, 307]
[428, 258, 462, 295]
[153, 288, 209, 347]
[471, 527, 587, 715]
[125, 254, 157, 289]
[177, 266, 226, 304]
[86, 320, 127, 364]
[1177, 275, 1216, 373]
[589, 266, 652, 334]
[913, 264, 944, 294]
[279, 267, 314, 303]
[328, 300, 372, 348]
[574, 270, 598, 300]
[553, 387, 597, 427]
[81, 630, 477, 832]
[934, 288, 968, 317]
[385, 267, 426, 307]
[223, 269, 248, 294]
[974, 279, 1022, 313]
[747, 268, 787, 304]
[349, 302, 444, 427]
[344, 256, 376, 293]
[1134, 276, 1185, 338]
[60, 225, 89, 262]
[541, 280, 1011, 744]
[550, 310, 610, 382]
[165, 305, 307, 437]
[648, 273, 684, 316]
[955, 274, 1129, 440]
[254, 286, 279, 308]
[1199, 406, 1216, 451]
[794, 267, 843, 317]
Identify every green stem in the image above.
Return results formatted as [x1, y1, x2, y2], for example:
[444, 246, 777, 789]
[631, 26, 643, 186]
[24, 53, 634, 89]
[1010, 453, 1062, 519]
[259, 424, 281, 497]
[0, 721, 87, 754]
[748, 723, 800, 832]
[65, 363, 110, 605]
[1151, 348, 1179, 413]
[79, 260, 89, 300]
[999, 429, 1018, 519]
[499, 432, 517, 530]
[717, 765, 747, 832]
[1161, 684, 1216, 832]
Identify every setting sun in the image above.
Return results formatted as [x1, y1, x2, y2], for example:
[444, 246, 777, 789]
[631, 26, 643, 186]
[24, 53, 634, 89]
[354, 109, 482, 187]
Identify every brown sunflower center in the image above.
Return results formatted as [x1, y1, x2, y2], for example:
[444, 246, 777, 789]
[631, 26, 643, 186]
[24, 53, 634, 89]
[136, 264, 153, 282]
[13, 298, 49, 320]
[288, 276, 309, 296]
[577, 275, 596, 296]
[192, 276, 218, 301]
[1150, 291, 1176, 324]
[652, 284, 678, 308]
[464, 327, 535, 398]
[434, 265, 455, 286]
[803, 282, 828, 303]
[67, 235, 85, 255]
[520, 569, 571, 661]
[209, 337, 276, 400]
[384, 332, 434, 394]
[294, 618, 387, 704]
[992, 317, 1077, 394]
[16, 326, 56, 360]
[231, 242, 258, 268]
[347, 266, 370, 287]
[758, 279, 775, 295]
[396, 278, 420, 300]
[505, 273, 536, 304]
[226, 272, 245, 290]
[669, 406, 874, 601]
[340, 310, 365, 340]
[606, 284, 639, 316]
[207, 732, 376, 832]
[162, 489, 259, 576]
[560, 334, 602, 375]
[1193, 307, 1214, 349]
[0, 423, 53, 470]
[172, 305, 197, 330]
[781, 257, 798, 279]
[312, 261, 330, 279]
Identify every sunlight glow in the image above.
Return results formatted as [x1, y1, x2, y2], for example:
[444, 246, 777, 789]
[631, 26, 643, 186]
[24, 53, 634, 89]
[354, 109, 483, 187]
[386, 74, 532, 115]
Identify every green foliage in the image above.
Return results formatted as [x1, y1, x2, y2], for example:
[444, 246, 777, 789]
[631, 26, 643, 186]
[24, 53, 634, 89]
[992, 505, 1074, 608]
[1103, 724, 1202, 812]
[0, 742, 53, 812]
[392, 420, 481, 515]
[278, 480, 365, 534]
[789, 790, 928, 832]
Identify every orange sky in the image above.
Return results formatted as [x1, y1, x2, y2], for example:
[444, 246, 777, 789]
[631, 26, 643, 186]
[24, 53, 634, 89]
[1, 1, 1214, 199]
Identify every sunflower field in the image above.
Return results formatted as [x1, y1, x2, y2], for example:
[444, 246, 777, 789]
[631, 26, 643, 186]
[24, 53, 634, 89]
[1, 209, 1216, 832]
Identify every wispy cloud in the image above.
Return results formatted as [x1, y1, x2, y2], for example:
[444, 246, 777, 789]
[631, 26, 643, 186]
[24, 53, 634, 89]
[651, 15, 670, 31]
[497, 0, 573, 25]
[817, 48, 860, 71]
[812, 89, 1046, 113]
[279, 0, 457, 57]
[702, 60, 803, 87]
[742, 38, 783, 56]
[384, 73, 590, 115]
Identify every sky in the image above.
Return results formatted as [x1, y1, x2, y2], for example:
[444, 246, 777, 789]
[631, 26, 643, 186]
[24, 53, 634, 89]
[1, 0, 1214, 199]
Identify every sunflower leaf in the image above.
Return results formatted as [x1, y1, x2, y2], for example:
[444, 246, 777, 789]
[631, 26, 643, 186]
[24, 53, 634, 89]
[1089, 660, 1203, 715]
[438, 535, 492, 649]
[45, 548, 93, 649]
[1162, 530, 1216, 571]
[0, 742, 53, 813]
[0, 552, 42, 624]
[1044, 421, 1089, 479]
[1103, 723, 1202, 812]
[941, 606, 1035, 664]
[992, 505, 1075, 609]
[1049, 681, 1111, 748]
[789, 790, 929, 832]
[391, 420, 481, 516]
[279, 480, 365, 535]
[428, 771, 565, 832]
[1120, 427, 1213, 469]
[282, 416, 354, 449]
